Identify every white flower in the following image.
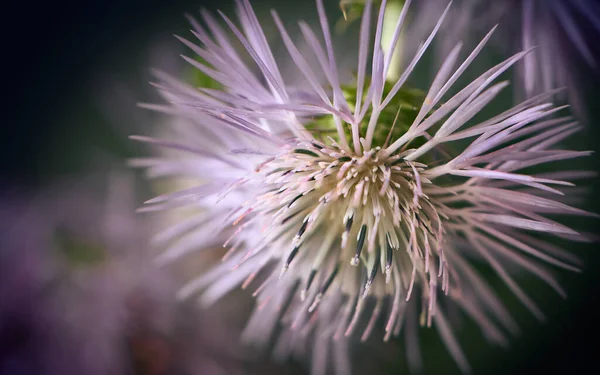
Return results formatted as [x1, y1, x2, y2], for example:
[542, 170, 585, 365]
[411, 0, 600, 116]
[134, 0, 596, 373]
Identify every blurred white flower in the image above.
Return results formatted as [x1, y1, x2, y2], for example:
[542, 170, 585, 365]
[411, 0, 600, 117]
[134, 0, 596, 373]
[0, 171, 243, 375]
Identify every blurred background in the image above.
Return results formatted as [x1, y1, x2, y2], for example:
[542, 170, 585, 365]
[2, 0, 600, 374]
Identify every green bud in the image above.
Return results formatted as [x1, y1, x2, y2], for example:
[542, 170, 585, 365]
[305, 79, 430, 151]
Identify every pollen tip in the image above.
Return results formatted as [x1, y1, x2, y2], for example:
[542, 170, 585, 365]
[361, 284, 372, 299]
[279, 265, 288, 279]
[308, 294, 322, 313]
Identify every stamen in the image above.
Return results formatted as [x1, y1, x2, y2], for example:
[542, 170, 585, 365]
[296, 218, 309, 239]
[309, 264, 339, 312]
[301, 269, 318, 300]
[386, 232, 394, 284]
[281, 245, 301, 277]
[294, 148, 320, 157]
[288, 193, 304, 208]
[362, 247, 381, 298]
[352, 224, 368, 266]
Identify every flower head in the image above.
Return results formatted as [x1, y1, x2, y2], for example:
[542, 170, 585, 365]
[135, 0, 596, 373]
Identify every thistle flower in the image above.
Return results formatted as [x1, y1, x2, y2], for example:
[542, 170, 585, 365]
[411, 0, 600, 117]
[134, 0, 595, 373]
[499, 0, 599, 99]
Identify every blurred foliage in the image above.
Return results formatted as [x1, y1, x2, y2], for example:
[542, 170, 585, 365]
[53, 229, 108, 268]
[187, 57, 224, 90]
[336, 0, 405, 32]
[337, 0, 381, 30]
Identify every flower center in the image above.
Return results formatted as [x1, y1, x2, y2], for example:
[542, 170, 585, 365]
[232, 138, 447, 322]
